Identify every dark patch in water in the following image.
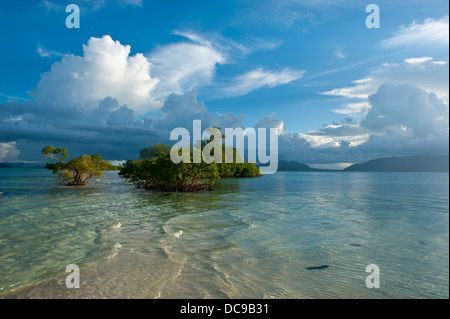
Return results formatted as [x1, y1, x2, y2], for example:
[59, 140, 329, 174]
[305, 265, 329, 270]
[419, 241, 428, 246]
[350, 243, 362, 247]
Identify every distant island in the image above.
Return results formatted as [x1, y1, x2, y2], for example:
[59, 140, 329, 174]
[0, 162, 44, 168]
[265, 160, 336, 171]
[3, 154, 448, 174]
[275, 160, 317, 171]
[271, 155, 449, 172]
[344, 155, 449, 172]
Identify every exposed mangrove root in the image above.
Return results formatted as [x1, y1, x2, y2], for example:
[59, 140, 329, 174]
[65, 181, 87, 186]
[142, 181, 214, 192]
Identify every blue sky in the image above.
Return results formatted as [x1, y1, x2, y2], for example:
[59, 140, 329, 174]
[0, 0, 448, 166]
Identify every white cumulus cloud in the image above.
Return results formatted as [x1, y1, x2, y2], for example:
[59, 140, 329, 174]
[255, 113, 286, 134]
[322, 57, 449, 107]
[0, 142, 20, 162]
[148, 33, 226, 97]
[30, 35, 160, 114]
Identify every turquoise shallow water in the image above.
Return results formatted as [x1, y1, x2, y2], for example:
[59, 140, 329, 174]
[0, 168, 448, 298]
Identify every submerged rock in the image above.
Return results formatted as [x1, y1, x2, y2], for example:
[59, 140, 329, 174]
[305, 265, 329, 270]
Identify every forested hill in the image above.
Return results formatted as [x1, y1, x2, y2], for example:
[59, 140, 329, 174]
[276, 160, 317, 171]
[344, 155, 449, 172]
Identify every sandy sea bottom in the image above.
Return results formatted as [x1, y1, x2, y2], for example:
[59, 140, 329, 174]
[0, 169, 448, 298]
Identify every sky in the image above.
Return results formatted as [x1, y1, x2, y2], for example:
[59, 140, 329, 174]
[0, 0, 448, 167]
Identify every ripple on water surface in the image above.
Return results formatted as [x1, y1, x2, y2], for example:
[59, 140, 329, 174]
[0, 169, 448, 298]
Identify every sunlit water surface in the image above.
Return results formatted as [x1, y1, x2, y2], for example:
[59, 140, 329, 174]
[0, 168, 448, 298]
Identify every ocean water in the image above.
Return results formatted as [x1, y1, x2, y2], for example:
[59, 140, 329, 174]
[0, 168, 448, 298]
